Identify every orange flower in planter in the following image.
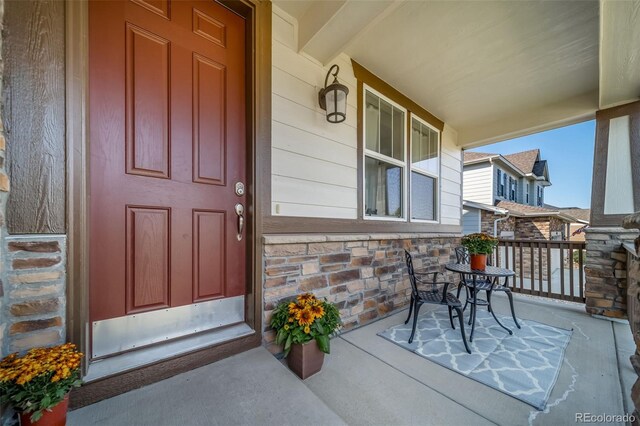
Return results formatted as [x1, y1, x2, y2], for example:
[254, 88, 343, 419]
[0, 343, 83, 422]
[271, 293, 341, 357]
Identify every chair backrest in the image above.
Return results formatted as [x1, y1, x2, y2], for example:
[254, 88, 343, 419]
[404, 250, 419, 296]
[455, 245, 494, 266]
[455, 246, 469, 264]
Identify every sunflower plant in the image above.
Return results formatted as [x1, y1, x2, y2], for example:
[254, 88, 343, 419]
[461, 232, 499, 255]
[0, 343, 83, 422]
[270, 293, 341, 356]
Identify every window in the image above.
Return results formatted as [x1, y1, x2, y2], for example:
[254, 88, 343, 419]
[363, 87, 439, 222]
[537, 186, 543, 206]
[411, 116, 439, 221]
[497, 169, 503, 196]
[512, 180, 517, 201]
[364, 89, 406, 219]
[503, 173, 508, 198]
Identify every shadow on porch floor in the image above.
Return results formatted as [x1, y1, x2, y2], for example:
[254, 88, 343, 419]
[69, 294, 634, 426]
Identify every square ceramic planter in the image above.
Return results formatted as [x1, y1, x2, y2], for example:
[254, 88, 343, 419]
[287, 340, 325, 379]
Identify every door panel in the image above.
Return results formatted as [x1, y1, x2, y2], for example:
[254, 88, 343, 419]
[89, 0, 246, 323]
[192, 54, 226, 185]
[126, 206, 171, 313]
[193, 210, 225, 301]
[125, 24, 171, 179]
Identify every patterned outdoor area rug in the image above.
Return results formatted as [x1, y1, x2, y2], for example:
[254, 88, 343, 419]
[378, 309, 572, 410]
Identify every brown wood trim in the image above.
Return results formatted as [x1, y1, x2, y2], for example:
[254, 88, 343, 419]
[69, 333, 261, 409]
[4, 0, 66, 234]
[67, 0, 270, 380]
[356, 79, 364, 218]
[351, 59, 444, 131]
[591, 101, 640, 227]
[263, 216, 461, 234]
[595, 100, 640, 121]
[590, 115, 609, 226]
[630, 113, 640, 212]
[66, 0, 90, 372]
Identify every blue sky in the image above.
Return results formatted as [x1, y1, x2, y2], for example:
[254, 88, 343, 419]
[469, 120, 596, 209]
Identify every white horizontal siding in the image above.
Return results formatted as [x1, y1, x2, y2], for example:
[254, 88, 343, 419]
[440, 126, 462, 226]
[272, 149, 357, 189]
[462, 208, 480, 235]
[272, 121, 356, 168]
[463, 163, 493, 205]
[272, 175, 357, 210]
[271, 8, 463, 227]
[271, 10, 358, 219]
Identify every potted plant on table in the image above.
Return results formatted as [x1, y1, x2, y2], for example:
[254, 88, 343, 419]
[0, 343, 83, 426]
[461, 232, 498, 271]
[270, 293, 341, 379]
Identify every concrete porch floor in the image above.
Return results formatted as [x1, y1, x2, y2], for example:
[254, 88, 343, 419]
[69, 294, 635, 426]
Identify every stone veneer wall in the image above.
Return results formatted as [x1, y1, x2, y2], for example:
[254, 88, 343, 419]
[479, 211, 567, 240]
[585, 228, 639, 318]
[479, 210, 515, 236]
[262, 234, 461, 353]
[2, 237, 67, 355]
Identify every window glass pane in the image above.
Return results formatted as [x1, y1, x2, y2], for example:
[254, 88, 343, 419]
[392, 108, 404, 161]
[412, 172, 436, 220]
[365, 156, 403, 218]
[365, 92, 379, 152]
[365, 90, 405, 160]
[379, 99, 393, 158]
[411, 120, 420, 164]
[411, 119, 438, 175]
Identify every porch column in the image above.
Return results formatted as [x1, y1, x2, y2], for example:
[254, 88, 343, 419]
[585, 101, 640, 318]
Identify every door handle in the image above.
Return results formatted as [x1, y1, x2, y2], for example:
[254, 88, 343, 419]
[235, 203, 244, 241]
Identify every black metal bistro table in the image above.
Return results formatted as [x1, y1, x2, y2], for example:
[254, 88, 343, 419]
[444, 263, 516, 342]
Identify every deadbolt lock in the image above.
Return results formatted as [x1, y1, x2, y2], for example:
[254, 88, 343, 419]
[235, 182, 245, 197]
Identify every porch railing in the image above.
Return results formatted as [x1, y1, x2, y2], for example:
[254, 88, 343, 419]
[492, 239, 586, 303]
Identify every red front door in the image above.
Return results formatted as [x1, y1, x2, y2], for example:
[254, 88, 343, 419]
[89, 0, 246, 324]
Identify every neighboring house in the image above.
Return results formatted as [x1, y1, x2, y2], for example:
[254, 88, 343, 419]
[561, 208, 591, 241]
[462, 200, 576, 240]
[0, 0, 637, 410]
[463, 149, 551, 207]
[462, 149, 589, 241]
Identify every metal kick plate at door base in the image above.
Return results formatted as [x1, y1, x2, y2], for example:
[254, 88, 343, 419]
[235, 182, 245, 196]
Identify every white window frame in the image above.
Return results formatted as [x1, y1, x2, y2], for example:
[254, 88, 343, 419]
[362, 85, 408, 222]
[409, 114, 440, 224]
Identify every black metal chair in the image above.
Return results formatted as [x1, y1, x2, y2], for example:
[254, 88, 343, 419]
[404, 250, 471, 353]
[454, 247, 521, 329]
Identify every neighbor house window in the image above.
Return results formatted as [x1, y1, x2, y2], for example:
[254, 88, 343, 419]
[537, 186, 543, 206]
[411, 116, 439, 221]
[508, 177, 514, 201]
[364, 89, 406, 219]
[503, 173, 508, 198]
[363, 87, 439, 222]
[497, 169, 504, 196]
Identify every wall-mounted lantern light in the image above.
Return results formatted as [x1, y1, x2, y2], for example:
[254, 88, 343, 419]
[318, 64, 349, 123]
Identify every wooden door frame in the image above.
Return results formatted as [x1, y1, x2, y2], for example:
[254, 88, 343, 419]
[66, 0, 271, 406]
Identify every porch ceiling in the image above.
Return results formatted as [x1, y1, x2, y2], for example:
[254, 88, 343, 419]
[273, 0, 640, 148]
